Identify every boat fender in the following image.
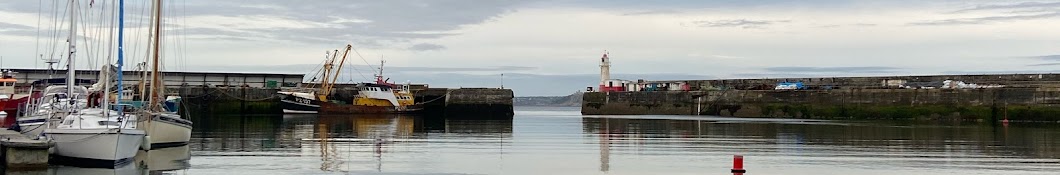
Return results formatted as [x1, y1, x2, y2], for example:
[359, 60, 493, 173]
[141, 136, 152, 150]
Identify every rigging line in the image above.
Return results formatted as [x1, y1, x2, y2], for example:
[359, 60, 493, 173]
[180, 0, 188, 72]
[307, 57, 330, 89]
[131, 0, 146, 71]
[347, 54, 368, 82]
[182, 0, 188, 72]
[106, 0, 116, 65]
[43, 0, 56, 66]
[91, 0, 107, 70]
[349, 46, 373, 82]
[49, 0, 69, 67]
[77, 1, 94, 71]
[34, 0, 43, 69]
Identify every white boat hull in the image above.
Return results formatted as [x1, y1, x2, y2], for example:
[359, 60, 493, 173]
[17, 115, 55, 138]
[282, 109, 318, 114]
[46, 128, 145, 167]
[138, 113, 192, 149]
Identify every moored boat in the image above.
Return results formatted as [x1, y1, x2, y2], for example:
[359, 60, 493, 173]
[132, 0, 193, 150]
[280, 45, 423, 114]
[319, 82, 422, 114]
[136, 111, 192, 149]
[46, 108, 145, 167]
[17, 85, 89, 138]
[278, 91, 320, 114]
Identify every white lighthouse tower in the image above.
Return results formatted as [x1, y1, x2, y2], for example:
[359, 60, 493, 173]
[599, 51, 610, 91]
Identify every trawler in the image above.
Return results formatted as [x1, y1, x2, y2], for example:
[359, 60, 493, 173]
[279, 45, 422, 114]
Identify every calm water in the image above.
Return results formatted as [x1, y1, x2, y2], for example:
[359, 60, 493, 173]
[18, 107, 1060, 174]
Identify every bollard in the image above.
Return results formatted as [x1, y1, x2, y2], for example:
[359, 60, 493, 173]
[731, 155, 746, 174]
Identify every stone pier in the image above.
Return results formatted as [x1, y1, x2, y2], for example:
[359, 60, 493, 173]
[0, 129, 52, 170]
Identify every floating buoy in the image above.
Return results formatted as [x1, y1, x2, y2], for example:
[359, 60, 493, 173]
[731, 155, 746, 174]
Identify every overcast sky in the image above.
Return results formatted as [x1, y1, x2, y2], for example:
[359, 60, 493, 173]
[1, 0, 1059, 96]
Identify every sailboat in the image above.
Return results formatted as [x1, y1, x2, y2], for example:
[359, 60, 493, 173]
[44, 0, 145, 167]
[16, 85, 89, 138]
[134, 0, 193, 150]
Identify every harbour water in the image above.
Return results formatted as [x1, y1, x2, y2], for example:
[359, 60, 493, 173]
[14, 106, 1060, 174]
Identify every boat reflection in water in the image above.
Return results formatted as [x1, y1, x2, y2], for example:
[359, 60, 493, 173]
[304, 114, 512, 173]
[188, 112, 515, 174]
[136, 145, 192, 173]
[3, 145, 192, 175]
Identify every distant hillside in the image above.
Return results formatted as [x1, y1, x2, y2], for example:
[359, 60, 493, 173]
[514, 92, 583, 107]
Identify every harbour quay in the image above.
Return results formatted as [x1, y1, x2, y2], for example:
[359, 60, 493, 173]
[177, 86, 514, 118]
[583, 73, 1060, 122]
[3, 68, 513, 117]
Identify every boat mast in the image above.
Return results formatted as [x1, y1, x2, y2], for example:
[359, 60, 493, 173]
[318, 45, 351, 101]
[148, 0, 162, 111]
[318, 49, 336, 100]
[66, 0, 77, 99]
[115, 0, 126, 113]
[374, 59, 386, 85]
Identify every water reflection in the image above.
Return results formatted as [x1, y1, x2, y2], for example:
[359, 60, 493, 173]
[189, 113, 513, 174]
[582, 116, 1060, 174]
[180, 108, 1060, 174]
[4, 145, 191, 175]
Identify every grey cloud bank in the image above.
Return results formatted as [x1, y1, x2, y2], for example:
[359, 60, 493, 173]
[0, 0, 1058, 96]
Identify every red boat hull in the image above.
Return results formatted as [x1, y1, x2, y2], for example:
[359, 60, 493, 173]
[0, 96, 31, 128]
[319, 102, 423, 115]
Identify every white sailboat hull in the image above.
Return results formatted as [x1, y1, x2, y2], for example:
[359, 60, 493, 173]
[17, 114, 58, 138]
[138, 113, 192, 149]
[46, 128, 145, 167]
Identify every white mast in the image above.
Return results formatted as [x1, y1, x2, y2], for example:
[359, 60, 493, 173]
[66, 0, 78, 98]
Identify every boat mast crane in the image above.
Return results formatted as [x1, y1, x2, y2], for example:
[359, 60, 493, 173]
[317, 44, 352, 101]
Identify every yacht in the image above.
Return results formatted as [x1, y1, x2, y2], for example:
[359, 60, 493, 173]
[16, 85, 89, 138]
[45, 108, 144, 167]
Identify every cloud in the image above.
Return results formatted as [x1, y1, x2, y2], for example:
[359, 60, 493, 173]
[913, 1, 1060, 25]
[620, 10, 681, 16]
[1029, 63, 1060, 67]
[0, 22, 33, 30]
[1029, 55, 1060, 61]
[408, 43, 447, 51]
[763, 66, 900, 73]
[909, 12, 1060, 25]
[814, 23, 877, 28]
[0, 0, 537, 47]
[950, 2, 1060, 13]
[689, 19, 790, 29]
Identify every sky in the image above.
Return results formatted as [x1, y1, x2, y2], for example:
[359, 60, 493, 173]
[1, 0, 1059, 96]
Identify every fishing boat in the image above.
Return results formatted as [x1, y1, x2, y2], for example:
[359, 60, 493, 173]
[278, 90, 320, 114]
[279, 45, 422, 114]
[0, 70, 30, 121]
[319, 74, 421, 114]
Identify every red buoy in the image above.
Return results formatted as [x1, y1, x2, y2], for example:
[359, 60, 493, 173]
[732, 155, 746, 174]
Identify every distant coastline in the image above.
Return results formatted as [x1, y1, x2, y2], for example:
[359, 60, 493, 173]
[513, 93, 583, 107]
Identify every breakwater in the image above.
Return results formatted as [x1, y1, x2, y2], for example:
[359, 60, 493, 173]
[177, 86, 514, 118]
[583, 74, 1060, 122]
[416, 88, 514, 119]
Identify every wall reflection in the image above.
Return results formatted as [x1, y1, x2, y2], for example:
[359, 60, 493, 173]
[582, 117, 1060, 160]
[191, 113, 513, 173]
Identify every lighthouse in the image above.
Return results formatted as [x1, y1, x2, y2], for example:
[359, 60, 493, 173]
[599, 51, 610, 91]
